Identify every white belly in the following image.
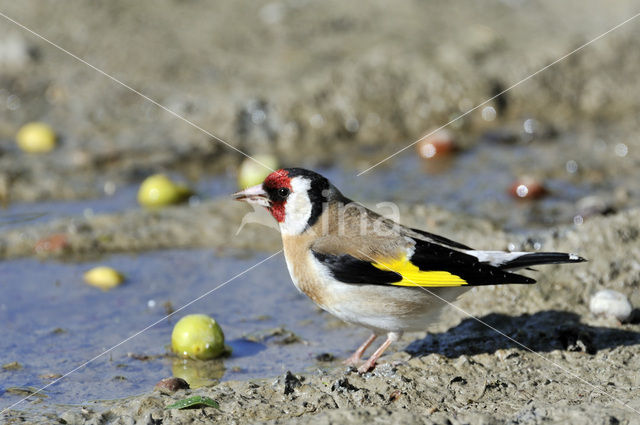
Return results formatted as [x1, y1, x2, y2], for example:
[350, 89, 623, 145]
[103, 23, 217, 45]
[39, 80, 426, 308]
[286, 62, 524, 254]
[320, 280, 469, 333]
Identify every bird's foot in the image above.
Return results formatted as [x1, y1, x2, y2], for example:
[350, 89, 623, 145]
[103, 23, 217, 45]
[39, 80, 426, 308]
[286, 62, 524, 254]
[342, 354, 361, 367]
[343, 333, 378, 367]
[357, 359, 376, 374]
[355, 332, 400, 374]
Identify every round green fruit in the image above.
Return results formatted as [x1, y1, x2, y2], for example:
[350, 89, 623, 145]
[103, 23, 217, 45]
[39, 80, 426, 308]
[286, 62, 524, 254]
[137, 174, 192, 207]
[16, 122, 57, 153]
[237, 155, 278, 189]
[83, 266, 124, 290]
[171, 314, 225, 360]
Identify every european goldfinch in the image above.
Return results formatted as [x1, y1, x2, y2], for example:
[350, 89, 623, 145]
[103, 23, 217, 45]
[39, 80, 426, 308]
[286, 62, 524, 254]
[233, 168, 585, 373]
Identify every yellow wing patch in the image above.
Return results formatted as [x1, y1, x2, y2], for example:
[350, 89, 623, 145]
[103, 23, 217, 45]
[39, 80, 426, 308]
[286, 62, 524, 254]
[372, 257, 468, 287]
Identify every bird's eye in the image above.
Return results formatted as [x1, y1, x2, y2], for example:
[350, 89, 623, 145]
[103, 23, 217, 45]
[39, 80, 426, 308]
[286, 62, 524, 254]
[277, 187, 290, 198]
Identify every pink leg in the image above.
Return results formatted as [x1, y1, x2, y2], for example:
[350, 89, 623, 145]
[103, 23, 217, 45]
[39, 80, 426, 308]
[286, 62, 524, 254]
[357, 332, 401, 373]
[343, 333, 378, 366]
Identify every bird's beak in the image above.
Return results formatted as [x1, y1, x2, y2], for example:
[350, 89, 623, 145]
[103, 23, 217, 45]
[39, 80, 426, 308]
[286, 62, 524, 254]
[232, 184, 270, 207]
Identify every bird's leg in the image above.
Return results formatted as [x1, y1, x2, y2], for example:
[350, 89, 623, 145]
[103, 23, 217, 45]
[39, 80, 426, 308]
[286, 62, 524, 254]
[343, 333, 378, 366]
[357, 331, 401, 374]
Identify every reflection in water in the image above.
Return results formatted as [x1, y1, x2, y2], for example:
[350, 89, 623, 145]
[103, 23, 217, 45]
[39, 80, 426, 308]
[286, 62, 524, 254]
[172, 357, 226, 388]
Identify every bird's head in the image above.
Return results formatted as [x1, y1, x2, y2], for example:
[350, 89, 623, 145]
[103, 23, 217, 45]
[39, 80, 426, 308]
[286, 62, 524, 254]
[233, 168, 337, 235]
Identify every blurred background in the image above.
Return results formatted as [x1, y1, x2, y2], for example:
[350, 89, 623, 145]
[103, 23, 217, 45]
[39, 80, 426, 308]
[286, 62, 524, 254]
[1, 0, 639, 415]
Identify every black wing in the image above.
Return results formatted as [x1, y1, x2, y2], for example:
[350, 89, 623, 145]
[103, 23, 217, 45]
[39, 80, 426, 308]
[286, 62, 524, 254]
[312, 238, 535, 287]
[312, 251, 402, 284]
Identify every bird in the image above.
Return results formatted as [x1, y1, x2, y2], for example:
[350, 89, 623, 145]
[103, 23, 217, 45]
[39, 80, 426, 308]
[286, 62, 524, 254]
[233, 167, 586, 373]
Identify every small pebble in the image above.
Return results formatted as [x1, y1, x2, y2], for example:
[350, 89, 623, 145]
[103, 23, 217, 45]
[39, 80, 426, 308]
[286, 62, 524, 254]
[416, 129, 456, 159]
[155, 377, 190, 394]
[589, 290, 632, 322]
[16, 122, 57, 153]
[83, 266, 125, 291]
[509, 177, 547, 200]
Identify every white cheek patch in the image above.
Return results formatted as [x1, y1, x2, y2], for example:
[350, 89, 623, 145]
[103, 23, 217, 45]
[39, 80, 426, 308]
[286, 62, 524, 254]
[280, 177, 312, 236]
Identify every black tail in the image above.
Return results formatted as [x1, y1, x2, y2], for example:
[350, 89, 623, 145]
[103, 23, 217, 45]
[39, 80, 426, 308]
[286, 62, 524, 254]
[500, 252, 586, 270]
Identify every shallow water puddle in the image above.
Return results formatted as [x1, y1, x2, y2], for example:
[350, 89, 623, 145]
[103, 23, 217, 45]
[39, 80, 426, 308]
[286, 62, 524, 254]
[0, 174, 237, 231]
[0, 250, 366, 409]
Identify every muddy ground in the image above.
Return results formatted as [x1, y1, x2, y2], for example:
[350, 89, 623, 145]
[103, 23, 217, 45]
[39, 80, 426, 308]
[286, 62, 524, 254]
[3, 206, 640, 424]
